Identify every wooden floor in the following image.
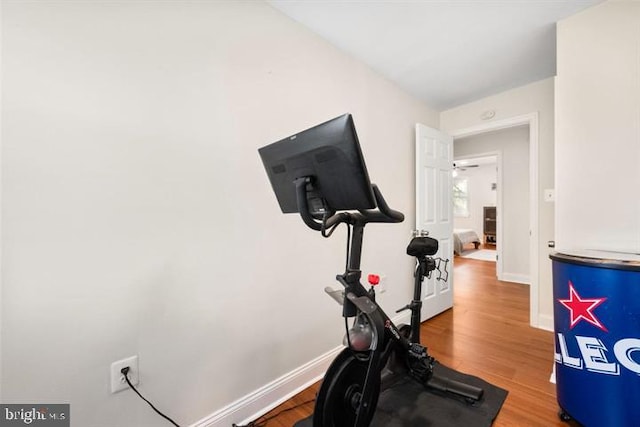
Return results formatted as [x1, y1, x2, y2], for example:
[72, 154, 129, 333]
[254, 256, 565, 426]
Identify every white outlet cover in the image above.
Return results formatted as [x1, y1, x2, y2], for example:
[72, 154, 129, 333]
[110, 355, 139, 393]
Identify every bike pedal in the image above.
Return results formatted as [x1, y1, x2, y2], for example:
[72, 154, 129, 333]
[409, 343, 427, 358]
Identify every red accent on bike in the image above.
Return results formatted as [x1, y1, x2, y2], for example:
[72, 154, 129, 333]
[368, 274, 380, 285]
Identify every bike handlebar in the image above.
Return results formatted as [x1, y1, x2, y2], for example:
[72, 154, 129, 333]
[294, 177, 404, 231]
[367, 185, 405, 223]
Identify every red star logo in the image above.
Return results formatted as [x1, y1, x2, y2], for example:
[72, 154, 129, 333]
[558, 281, 607, 332]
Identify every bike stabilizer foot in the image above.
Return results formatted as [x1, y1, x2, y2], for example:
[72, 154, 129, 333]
[426, 373, 484, 402]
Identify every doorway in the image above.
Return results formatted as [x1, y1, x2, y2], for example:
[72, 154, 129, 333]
[452, 154, 501, 277]
[448, 113, 539, 327]
[454, 125, 530, 286]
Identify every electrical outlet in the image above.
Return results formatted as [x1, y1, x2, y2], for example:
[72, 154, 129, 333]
[377, 274, 388, 293]
[110, 355, 139, 394]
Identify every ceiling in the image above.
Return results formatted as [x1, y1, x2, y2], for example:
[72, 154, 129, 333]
[268, 0, 602, 111]
[455, 156, 496, 167]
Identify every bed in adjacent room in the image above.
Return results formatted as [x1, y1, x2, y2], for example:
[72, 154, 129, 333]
[454, 229, 481, 255]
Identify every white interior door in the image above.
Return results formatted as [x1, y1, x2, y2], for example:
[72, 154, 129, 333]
[415, 124, 454, 321]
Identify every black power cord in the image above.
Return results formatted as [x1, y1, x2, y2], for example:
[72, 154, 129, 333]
[120, 367, 181, 427]
[232, 398, 315, 427]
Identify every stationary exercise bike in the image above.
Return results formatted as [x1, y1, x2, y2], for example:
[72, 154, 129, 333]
[258, 114, 483, 427]
[300, 181, 483, 427]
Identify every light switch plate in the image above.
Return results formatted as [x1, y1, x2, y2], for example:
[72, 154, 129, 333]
[544, 189, 555, 202]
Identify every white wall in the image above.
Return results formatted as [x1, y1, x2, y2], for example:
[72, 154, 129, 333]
[440, 78, 555, 330]
[1, 2, 438, 426]
[455, 128, 530, 279]
[0, 0, 3, 404]
[453, 163, 497, 237]
[556, 0, 640, 254]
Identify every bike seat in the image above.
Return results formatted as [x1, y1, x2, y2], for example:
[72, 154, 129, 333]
[407, 236, 439, 257]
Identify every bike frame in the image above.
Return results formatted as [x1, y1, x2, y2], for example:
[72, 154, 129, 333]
[294, 177, 414, 426]
[338, 223, 414, 426]
[294, 177, 481, 427]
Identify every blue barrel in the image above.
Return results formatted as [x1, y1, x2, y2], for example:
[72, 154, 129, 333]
[551, 251, 640, 427]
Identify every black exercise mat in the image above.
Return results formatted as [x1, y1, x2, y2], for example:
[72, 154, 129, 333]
[293, 362, 508, 427]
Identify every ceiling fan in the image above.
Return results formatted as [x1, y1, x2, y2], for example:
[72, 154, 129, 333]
[453, 161, 480, 171]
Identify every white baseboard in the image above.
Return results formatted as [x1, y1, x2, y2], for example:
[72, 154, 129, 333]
[190, 345, 343, 427]
[393, 311, 411, 327]
[192, 310, 411, 427]
[501, 273, 530, 285]
[537, 313, 554, 332]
